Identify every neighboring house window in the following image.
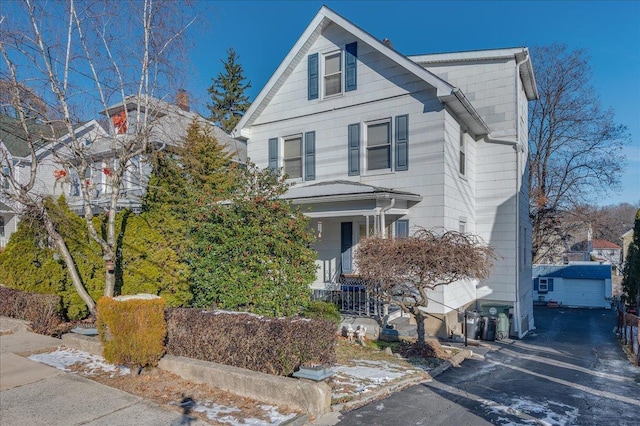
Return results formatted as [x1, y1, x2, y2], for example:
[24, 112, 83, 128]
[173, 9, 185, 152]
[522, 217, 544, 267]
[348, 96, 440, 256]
[535, 278, 554, 292]
[126, 156, 142, 189]
[459, 220, 466, 234]
[324, 51, 342, 97]
[69, 169, 80, 196]
[2, 167, 10, 189]
[308, 42, 357, 100]
[268, 132, 316, 181]
[459, 129, 466, 176]
[284, 135, 303, 179]
[0, 216, 5, 237]
[348, 114, 409, 175]
[396, 220, 409, 239]
[366, 120, 391, 171]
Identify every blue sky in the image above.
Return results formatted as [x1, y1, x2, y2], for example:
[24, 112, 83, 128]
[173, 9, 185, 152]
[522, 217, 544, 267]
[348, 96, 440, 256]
[184, 0, 640, 206]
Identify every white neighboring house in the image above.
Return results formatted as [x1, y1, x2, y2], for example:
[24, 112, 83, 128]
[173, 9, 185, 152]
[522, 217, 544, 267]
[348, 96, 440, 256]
[232, 6, 538, 338]
[0, 115, 106, 249]
[1, 93, 246, 247]
[65, 93, 246, 215]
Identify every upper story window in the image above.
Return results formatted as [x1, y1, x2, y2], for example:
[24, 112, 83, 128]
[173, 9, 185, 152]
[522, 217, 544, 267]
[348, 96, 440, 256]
[348, 114, 408, 176]
[2, 166, 10, 189]
[268, 132, 316, 181]
[324, 52, 342, 97]
[366, 120, 391, 171]
[459, 129, 467, 176]
[284, 135, 303, 179]
[0, 216, 4, 237]
[308, 42, 357, 101]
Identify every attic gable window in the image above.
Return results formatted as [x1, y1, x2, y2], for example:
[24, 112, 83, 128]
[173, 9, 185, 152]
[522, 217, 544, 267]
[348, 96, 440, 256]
[324, 52, 342, 97]
[308, 42, 357, 100]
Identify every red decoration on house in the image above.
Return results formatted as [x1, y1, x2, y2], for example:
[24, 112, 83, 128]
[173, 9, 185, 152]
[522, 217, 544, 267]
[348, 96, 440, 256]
[85, 179, 91, 187]
[112, 111, 128, 134]
[103, 167, 112, 177]
[53, 169, 67, 180]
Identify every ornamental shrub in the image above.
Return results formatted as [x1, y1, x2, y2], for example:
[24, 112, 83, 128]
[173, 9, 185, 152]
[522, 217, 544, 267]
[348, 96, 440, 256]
[0, 286, 63, 335]
[190, 162, 317, 317]
[97, 296, 166, 371]
[165, 308, 336, 376]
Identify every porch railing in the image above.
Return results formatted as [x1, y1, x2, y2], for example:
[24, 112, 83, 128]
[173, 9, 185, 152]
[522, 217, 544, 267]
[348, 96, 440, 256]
[311, 274, 386, 320]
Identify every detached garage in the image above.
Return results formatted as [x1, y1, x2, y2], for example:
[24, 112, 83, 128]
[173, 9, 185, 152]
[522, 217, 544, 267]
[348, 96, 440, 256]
[532, 264, 612, 309]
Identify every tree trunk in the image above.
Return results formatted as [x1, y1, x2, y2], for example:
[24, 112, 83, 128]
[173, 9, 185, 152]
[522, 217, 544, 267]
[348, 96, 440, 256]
[104, 259, 115, 297]
[415, 312, 427, 346]
[42, 210, 96, 316]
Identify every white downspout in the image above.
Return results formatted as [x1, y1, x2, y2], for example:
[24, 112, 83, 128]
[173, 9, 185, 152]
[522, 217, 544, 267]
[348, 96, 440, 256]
[380, 198, 395, 239]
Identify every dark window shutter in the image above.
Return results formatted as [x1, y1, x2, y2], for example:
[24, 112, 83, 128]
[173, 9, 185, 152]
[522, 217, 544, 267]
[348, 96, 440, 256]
[534, 278, 539, 291]
[308, 53, 319, 100]
[395, 114, 409, 171]
[348, 123, 360, 176]
[268, 138, 278, 171]
[345, 42, 357, 92]
[396, 220, 409, 238]
[548, 278, 554, 292]
[305, 131, 316, 181]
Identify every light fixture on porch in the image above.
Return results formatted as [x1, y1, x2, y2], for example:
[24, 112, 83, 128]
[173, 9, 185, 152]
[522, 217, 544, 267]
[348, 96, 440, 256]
[317, 220, 322, 238]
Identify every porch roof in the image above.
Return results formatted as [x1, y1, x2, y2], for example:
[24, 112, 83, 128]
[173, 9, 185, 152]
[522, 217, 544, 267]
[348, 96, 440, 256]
[283, 180, 421, 219]
[283, 180, 422, 203]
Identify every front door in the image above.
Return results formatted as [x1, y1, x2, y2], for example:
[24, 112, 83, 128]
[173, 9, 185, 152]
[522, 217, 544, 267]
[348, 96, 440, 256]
[341, 222, 353, 274]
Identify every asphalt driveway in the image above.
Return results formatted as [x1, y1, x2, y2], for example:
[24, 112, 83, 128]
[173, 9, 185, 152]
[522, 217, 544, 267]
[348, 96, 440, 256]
[338, 307, 640, 425]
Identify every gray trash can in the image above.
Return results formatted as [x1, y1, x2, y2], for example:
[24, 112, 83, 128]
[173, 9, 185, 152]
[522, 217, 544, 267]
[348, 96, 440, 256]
[465, 311, 482, 340]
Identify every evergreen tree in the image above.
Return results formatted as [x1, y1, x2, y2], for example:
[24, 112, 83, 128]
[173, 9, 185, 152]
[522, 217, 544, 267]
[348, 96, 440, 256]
[190, 162, 317, 317]
[207, 47, 251, 133]
[622, 209, 640, 309]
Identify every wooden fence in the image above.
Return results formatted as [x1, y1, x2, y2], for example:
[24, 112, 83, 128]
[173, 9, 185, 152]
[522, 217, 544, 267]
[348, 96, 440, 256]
[617, 308, 640, 366]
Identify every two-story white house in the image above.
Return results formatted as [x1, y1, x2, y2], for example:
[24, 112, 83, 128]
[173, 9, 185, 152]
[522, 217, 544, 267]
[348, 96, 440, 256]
[233, 6, 537, 338]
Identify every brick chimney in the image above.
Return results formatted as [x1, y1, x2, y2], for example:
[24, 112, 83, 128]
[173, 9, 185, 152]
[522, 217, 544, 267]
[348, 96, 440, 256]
[176, 89, 190, 112]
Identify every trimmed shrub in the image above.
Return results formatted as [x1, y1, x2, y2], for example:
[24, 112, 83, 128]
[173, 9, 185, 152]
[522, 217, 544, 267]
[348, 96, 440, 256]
[97, 296, 166, 371]
[0, 286, 63, 335]
[165, 308, 337, 376]
[302, 300, 342, 324]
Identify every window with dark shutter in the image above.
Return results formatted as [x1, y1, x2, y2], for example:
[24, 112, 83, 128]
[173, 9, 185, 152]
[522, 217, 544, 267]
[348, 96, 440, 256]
[345, 42, 357, 92]
[268, 138, 278, 171]
[348, 123, 360, 176]
[304, 131, 316, 181]
[395, 114, 409, 171]
[308, 53, 319, 100]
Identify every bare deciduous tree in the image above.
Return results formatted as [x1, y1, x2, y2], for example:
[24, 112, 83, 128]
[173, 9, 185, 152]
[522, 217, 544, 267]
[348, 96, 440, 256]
[528, 44, 631, 264]
[0, 0, 196, 315]
[355, 229, 495, 345]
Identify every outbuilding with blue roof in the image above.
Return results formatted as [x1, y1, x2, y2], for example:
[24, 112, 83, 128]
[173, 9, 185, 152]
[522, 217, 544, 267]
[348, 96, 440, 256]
[532, 264, 612, 309]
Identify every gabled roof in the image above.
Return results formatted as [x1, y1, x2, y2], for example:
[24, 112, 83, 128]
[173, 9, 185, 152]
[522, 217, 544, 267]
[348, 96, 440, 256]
[0, 201, 14, 213]
[591, 239, 621, 250]
[533, 264, 612, 280]
[0, 115, 71, 157]
[232, 6, 490, 139]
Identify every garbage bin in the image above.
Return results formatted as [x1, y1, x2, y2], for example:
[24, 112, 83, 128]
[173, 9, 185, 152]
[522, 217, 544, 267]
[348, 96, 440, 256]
[481, 316, 497, 341]
[465, 311, 482, 340]
[496, 313, 509, 340]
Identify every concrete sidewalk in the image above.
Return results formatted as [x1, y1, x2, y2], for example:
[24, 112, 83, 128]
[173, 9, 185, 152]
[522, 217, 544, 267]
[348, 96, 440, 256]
[0, 328, 206, 426]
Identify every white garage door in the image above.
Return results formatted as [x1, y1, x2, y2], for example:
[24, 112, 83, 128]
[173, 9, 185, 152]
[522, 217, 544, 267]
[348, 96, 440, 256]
[563, 279, 605, 308]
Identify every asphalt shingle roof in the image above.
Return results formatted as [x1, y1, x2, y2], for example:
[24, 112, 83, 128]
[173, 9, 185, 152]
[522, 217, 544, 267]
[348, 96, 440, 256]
[533, 264, 612, 280]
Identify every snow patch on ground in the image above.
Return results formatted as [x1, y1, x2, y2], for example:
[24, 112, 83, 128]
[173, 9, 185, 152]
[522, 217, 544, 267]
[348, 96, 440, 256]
[331, 359, 423, 400]
[482, 396, 579, 425]
[29, 347, 131, 376]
